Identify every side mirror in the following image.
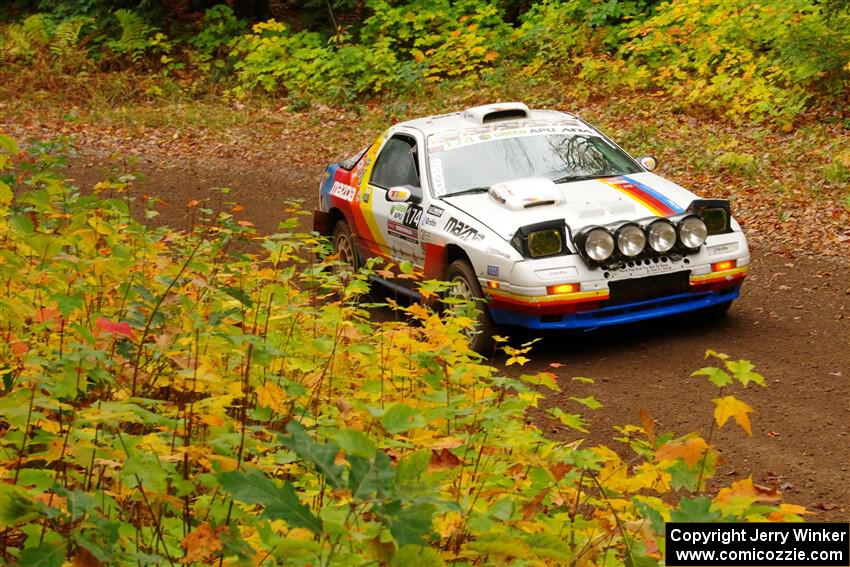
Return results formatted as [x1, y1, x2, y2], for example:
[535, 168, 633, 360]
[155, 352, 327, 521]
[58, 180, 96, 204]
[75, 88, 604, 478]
[637, 156, 658, 171]
[386, 185, 422, 204]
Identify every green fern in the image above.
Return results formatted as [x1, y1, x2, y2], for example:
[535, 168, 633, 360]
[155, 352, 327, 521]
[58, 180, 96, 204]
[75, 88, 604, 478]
[50, 16, 94, 55]
[109, 9, 154, 62]
[2, 13, 53, 59]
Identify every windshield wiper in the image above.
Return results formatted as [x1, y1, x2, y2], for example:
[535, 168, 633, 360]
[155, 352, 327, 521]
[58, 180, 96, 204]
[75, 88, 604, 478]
[442, 186, 490, 198]
[551, 173, 615, 184]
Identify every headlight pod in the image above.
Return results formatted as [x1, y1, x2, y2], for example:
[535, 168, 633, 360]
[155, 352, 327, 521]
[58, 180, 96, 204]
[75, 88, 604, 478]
[646, 219, 677, 253]
[687, 199, 732, 235]
[678, 215, 708, 250]
[616, 223, 646, 257]
[511, 221, 569, 259]
[527, 228, 563, 258]
[574, 226, 615, 263]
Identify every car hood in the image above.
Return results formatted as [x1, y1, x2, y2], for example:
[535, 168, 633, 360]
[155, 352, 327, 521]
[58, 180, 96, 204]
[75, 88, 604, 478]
[441, 172, 700, 241]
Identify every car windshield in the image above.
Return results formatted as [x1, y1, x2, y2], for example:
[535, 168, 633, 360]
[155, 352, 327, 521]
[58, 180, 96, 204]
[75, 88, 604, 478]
[428, 132, 642, 197]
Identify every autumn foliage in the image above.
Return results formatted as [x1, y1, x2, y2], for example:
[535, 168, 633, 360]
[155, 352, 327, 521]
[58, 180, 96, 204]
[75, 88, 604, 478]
[0, 136, 806, 565]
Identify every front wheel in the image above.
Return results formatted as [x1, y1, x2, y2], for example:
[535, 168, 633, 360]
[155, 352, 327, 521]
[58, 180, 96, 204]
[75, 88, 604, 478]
[445, 259, 497, 355]
[332, 220, 358, 272]
[703, 299, 733, 319]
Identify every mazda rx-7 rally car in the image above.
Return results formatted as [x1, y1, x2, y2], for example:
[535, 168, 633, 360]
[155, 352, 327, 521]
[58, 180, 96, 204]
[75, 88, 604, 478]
[313, 102, 749, 352]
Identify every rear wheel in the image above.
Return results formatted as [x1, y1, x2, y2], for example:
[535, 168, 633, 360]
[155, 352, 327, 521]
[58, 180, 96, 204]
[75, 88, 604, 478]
[445, 259, 497, 355]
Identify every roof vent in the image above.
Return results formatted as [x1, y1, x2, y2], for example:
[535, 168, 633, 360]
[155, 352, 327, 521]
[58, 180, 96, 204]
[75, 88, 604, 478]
[461, 102, 530, 125]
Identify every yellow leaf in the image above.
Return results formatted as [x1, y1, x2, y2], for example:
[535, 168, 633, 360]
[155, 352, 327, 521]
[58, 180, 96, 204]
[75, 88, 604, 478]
[655, 437, 708, 467]
[713, 395, 754, 436]
[256, 382, 288, 414]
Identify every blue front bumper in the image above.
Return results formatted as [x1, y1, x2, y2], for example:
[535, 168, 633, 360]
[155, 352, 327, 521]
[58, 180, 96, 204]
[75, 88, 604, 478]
[489, 287, 741, 330]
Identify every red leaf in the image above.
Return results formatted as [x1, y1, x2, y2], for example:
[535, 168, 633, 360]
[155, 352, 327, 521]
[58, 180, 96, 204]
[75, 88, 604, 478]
[95, 317, 137, 340]
[428, 448, 461, 471]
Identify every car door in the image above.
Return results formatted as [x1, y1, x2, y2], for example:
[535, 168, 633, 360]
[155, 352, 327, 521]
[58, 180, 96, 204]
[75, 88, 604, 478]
[367, 132, 426, 265]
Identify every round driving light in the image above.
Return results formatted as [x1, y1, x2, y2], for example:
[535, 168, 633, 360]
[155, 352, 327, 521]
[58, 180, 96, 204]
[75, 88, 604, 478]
[617, 224, 646, 257]
[585, 228, 615, 262]
[647, 220, 676, 253]
[679, 216, 708, 249]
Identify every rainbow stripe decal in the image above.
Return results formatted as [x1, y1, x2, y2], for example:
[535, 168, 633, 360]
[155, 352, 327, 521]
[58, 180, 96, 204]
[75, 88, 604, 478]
[598, 176, 684, 216]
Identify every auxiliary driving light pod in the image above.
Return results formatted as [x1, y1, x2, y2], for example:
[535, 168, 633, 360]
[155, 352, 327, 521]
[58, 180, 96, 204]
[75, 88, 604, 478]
[583, 227, 615, 262]
[616, 223, 646, 257]
[677, 215, 708, 250]
[646, 219, 677, 253]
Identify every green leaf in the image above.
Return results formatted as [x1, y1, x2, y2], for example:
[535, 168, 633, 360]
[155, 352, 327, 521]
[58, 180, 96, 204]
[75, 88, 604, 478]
[691, 366, 733, 387]
[219, 468, 322, 533]
[282, 421, 344, 488]
[570, 395, 602, 410]
[331, 428, 376, 459]
[0, 181, 11, 205]
[724, 359, 765, 387]
[547, 408, 588, 433]
[219, 468, 279, 504]
[670, 496, 719, 523]
[394, 450, 430, 487]
[265, 482, 323, 533]
[0, 133, 19, 155]
[633, 498, 666, 534]
[381, 403, 426, 434]
[666, 459, 698, 492]
[387, 502, 436, 546]
[18, 542, 67, 567]
[349, 452, 394, 501]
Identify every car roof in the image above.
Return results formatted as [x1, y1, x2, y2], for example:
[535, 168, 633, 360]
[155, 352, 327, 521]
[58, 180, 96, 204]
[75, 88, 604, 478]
[396, 102, 580, 137]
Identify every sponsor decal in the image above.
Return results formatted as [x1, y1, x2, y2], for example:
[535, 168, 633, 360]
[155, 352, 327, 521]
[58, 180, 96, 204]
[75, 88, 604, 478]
[387, 187, 411, 201]
[389, 203, 407, 222]
[445, 217, 484, 241]
[430, 158, 446, 196]
[487, 265, 500, 277]
[429, 120, 597, 152]
[387, 204, 423, 244]
[387, 220, 419, 243]
[330, 181, 357, 202]
[422, 217, 438, 227]
[426, 204, 444, 217]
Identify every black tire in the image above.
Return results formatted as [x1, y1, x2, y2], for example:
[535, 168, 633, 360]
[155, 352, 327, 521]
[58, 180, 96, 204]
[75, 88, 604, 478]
[332, 220, 358, 272]
[703, 300, 733, 319]
[444, 259, 498, 355]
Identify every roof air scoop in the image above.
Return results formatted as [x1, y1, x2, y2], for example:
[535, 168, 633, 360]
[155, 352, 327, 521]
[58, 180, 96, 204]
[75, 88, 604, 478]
[489, 177, 563, 211]
[462, 102, 530, 125]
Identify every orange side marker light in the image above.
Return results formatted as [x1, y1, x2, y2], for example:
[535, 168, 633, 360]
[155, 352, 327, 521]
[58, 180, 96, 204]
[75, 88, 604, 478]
[547, 283, 579, 295]
[712, 260, 737, 272]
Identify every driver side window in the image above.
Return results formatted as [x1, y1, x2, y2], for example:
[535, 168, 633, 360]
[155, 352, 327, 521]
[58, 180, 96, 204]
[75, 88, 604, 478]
[370, 135, 420, 189]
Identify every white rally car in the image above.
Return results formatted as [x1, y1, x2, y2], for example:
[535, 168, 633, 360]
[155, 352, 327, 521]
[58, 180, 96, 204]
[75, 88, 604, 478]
[313, 102, 749, 352]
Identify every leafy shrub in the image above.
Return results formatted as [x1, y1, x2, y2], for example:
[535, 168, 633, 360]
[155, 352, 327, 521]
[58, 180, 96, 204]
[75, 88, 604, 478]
[360, 0, 507, 82]
[229, 20, 401, 100]
[189, 4, 246, 63]
[0, 134, 806, 565]
[617, 0, 850, 121]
